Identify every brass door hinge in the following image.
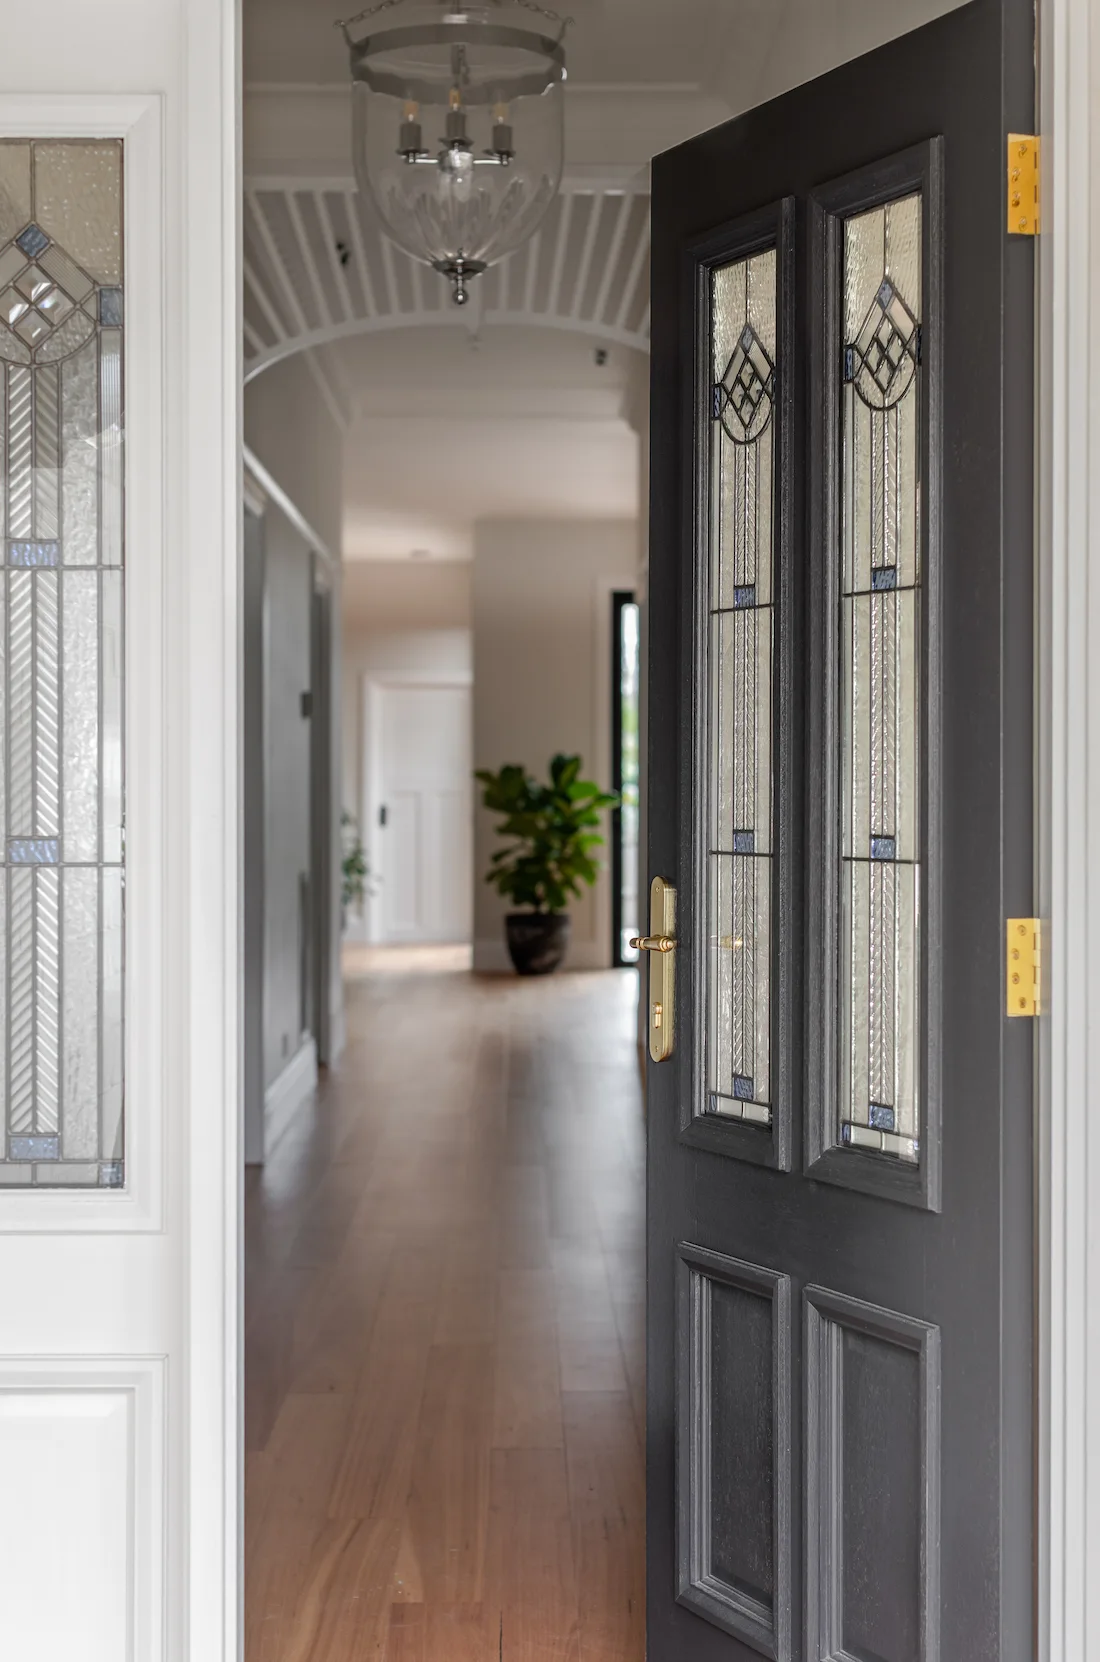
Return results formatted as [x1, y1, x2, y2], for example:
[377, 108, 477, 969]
[1007, 918, 1041, 1017]
[1007, 135, 1039, 235]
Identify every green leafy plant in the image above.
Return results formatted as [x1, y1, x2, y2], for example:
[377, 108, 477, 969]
[341, 810, 372, 912]
[476, 753, 618, 915]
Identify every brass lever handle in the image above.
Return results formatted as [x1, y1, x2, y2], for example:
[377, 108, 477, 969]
[630, 934, 677, 954]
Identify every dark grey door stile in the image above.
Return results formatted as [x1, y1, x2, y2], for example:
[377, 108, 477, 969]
[645, 5, 1035, 1660]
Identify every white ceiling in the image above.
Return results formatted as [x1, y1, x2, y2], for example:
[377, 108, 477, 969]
[244, 0, 963, 103]
[339, 325, 642, 561]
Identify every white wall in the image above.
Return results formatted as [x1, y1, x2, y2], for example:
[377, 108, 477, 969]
[341, 560, 471, 789]
[244, 353, 345, 1136]
[261, 507, 313, 1088]
[244, 353, 343, 558]
[340, 562, 473, 941]
[472, 520, 640, 972]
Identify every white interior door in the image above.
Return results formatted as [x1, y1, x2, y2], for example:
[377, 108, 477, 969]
[373, 683, 472, 945]
[0, 10, 239, 1659]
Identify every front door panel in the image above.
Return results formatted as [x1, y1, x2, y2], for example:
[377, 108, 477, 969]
[646, 4, 1035, 1659]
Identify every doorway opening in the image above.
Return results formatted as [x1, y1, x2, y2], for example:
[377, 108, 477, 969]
[238, 4, 1034, 1661]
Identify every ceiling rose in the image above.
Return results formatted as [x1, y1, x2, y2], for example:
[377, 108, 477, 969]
[337, 1, 570, 305]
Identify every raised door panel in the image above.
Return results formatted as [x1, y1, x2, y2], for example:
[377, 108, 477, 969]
[677, 1245, 791, 1659]
[805, 1287, 939, 1662]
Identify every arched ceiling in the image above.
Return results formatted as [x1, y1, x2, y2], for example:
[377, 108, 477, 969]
[242, 176, 653, 388]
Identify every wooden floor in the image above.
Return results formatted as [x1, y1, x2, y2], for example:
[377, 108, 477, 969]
[245, 961, 645, 1662]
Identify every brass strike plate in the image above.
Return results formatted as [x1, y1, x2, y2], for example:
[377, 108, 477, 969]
[1007, 135, 1039, 236]
[1006, 917, 1041, 1017]
[645, 876, 676, 1062]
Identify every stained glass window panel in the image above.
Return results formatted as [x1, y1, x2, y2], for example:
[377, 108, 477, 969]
[838, 194, 921, 1163]
[0, 139, 124, 1189]
[705, 247, 777, 1126]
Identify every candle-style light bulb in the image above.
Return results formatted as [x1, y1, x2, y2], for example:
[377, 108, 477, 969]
[491, 99, 515, 162]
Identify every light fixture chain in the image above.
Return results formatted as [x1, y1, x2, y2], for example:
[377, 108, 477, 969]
[336, 0, 573, 33]
[515, 0, 574, 30]
[334, 0, 405, 36]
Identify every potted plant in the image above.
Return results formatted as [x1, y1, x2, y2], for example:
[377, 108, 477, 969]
[340, 810, 373, 932]
[476, 752, 618, 975]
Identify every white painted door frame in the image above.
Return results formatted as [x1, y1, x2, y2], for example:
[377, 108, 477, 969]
[1036, 0, 1100, 1652]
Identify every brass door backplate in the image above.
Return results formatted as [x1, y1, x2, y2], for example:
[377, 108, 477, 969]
[631, 877, 677, 1062]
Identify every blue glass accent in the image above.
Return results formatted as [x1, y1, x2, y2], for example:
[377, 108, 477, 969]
[10, 1135, 59, 1161]
[99, 287, 123, 326]
[99, 1162, 125, 1189]
[9, 541, 59, 568]
[843, 345, 856, 382]
[15, 223, 48, 258]
[871, 565, 897, 591]
[8, 838, 60, 865]
[878, 278, 895, 306]
[842, 1123, 853, 1144]
[733, 1074, 755, 1101]
[733, 585, 756, 610]
[712, 383, 723, 420]
[732, 830, 755, 855]
[869, 1102, 896, 1132]
[870, 836, 896, 861]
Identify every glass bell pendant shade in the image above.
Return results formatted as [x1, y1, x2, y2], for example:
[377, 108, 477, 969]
[341, 1, 568, 304]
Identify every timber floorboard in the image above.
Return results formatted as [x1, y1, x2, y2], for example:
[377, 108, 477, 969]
[246, 962, 645, 1662]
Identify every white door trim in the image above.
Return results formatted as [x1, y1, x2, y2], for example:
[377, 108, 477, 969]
[1037, 0, 1100, 1654]
[181, 0, 241, 1654]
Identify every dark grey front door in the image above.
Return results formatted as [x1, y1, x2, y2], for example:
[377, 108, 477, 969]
[645, 4, 1035, 1659]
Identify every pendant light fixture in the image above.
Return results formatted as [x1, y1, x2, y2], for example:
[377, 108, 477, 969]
[337, 1, 570, 305]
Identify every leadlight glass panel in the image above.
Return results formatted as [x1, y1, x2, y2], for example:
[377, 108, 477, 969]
[705, 248, 777, 1126]
[838, 194, 921, 1164]
[0, 139, 124, 1189]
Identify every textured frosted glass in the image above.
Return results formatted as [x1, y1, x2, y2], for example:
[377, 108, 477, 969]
[101, 572, 123, 865]
[63, 570, 98, 862]
[99, 331, 122, 568]
[62, 866, 98, 1158]
[706, 246, 777, 1125]
[101, 867, 124, 1163]
[0, 144, 31, 247]
[61, 342, 97, 566]
[35, 571, 60, 839]
[0, 140, 125, 1187]
[33, 143, 121, 286]
[838, 194, 922, 1164]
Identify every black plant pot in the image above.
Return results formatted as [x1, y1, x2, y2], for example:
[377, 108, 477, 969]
[505, 912, 571, 976]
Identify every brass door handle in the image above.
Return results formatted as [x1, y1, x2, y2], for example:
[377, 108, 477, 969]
[638, 878, 676, 1062]
[630, 934, 677, 954]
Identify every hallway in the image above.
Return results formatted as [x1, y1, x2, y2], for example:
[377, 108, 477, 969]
[245, 963, 645, 1661]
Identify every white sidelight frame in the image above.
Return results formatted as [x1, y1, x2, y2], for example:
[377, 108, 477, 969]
[1037, 0, 1100, 1654]
[0, 3, 240, 1644]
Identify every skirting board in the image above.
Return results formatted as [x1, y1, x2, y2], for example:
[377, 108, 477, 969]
[473, 937, 609, 974]
[263, 1037, 318, 1157]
